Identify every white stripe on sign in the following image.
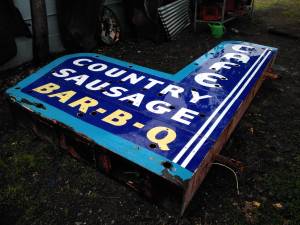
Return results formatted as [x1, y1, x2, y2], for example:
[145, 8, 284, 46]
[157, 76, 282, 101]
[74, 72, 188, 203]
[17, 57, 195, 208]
[172, 48, 270, 164]
[181, 50, 272, 168]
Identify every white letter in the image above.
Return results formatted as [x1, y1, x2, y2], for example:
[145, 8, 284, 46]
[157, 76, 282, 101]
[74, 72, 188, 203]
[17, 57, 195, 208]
[86, 79, 103, 90]
[73, 58, 93, 66]
[105, 68, 127, 77]
[222, 53, 250, 64]
[171, 108, 199, 125]
[209, 62, 238, 71]
[121, 73, 145, 84]
[88, 63, 108, 72]
[102, 87, 128, 97]
[96, 82, 111, 90]
[190, 90, 212, 103]
[143, 78, 165, 89]
[194, 73, 227, 88]
[146, 101, 171, 114]
[65, 75, 89, 85]
[52, 68, 76, 77]
[232, 44, 255, 54]
[160, 84, 184, 98]
[119, 93, 144, 107]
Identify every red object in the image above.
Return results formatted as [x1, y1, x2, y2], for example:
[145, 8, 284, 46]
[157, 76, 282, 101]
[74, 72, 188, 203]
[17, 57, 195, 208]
[226, 0, 236, 12]
[201, 6, 222, 21]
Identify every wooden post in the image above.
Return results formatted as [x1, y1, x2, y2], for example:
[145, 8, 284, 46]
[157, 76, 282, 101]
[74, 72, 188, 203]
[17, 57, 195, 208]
[30, 0, 49, 63]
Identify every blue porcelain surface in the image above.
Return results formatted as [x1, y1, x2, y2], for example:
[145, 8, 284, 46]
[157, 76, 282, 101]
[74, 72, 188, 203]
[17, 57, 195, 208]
[6, 41, 277, 180]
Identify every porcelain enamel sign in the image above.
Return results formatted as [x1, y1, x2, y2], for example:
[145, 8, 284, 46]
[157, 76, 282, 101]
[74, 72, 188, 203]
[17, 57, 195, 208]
[6, 41, 277, 180]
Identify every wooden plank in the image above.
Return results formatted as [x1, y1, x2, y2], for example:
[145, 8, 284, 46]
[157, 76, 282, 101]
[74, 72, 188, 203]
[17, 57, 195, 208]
[30, 0, 49, 63]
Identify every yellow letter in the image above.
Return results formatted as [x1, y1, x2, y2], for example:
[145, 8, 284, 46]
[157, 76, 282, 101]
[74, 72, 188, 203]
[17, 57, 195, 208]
[102, 109, 132, 126]
[68, 97, 98, 113]
[33, 82, 60, 94]
[48, 90, 76, 103]
[146, 126, 176, 151]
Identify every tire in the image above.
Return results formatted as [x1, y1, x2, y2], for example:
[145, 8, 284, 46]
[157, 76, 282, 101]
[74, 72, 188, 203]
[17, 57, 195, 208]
[98, 4, 126, 45]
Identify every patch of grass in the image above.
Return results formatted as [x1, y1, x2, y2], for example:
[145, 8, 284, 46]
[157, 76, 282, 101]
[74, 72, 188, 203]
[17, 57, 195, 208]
[256, 0, 300, 9]
[13, 153, 37, 169]
[264, 167, 300, 221]
[0, 159, 6, 170]
[2, 184, 24, 199]
[256, 0, 300, 20]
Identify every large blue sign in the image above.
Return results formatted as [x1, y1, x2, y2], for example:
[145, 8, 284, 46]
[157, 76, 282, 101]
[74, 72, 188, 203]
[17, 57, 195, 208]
[7, 41, 277, 181]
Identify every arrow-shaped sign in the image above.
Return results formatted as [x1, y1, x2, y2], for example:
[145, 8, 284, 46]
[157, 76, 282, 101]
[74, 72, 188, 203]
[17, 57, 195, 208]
[6, 41, 277, 181]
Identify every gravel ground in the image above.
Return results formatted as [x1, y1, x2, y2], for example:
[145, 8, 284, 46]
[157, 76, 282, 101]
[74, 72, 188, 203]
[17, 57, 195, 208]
[0, 1, 299, 224]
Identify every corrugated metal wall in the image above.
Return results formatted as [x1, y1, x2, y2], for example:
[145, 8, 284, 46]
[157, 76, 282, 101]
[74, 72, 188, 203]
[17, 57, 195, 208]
[158, 0, 190, 39]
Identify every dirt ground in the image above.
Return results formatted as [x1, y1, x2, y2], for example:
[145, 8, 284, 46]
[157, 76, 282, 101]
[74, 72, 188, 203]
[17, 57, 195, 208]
[0, 1, 300, 224]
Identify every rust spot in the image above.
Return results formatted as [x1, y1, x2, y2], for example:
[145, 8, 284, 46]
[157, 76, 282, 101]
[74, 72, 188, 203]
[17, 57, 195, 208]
[21, 98, 46, 109]
[161, 168, 184, 186]
[68, 146, 81, 160]
[97, 154, 112, 173]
